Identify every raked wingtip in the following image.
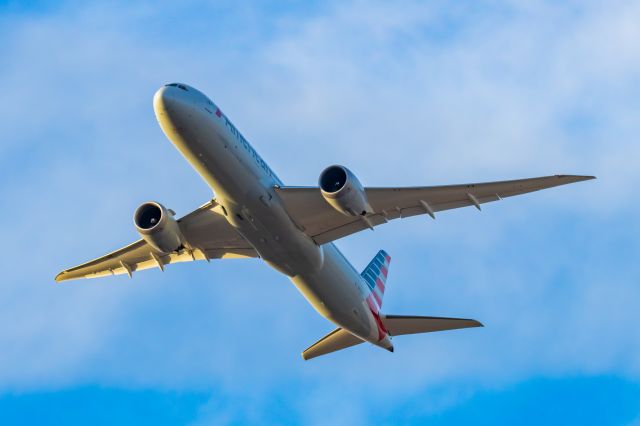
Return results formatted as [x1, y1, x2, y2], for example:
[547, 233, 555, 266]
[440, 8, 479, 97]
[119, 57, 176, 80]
[559, 174, 596, 182]
[580, 175, 596, 181]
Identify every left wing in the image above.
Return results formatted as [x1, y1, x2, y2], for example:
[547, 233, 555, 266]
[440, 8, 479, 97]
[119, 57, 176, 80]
[55, 200, 257, 282]
[275, 175, 594, 245]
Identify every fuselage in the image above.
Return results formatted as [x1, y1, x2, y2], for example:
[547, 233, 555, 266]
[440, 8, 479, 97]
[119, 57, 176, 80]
[153, 83, 392, 350]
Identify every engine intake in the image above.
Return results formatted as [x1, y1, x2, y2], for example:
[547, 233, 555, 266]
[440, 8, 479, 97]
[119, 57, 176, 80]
[134, 201, 185, 253]
[319, 165, 372, 216]
[319, 166, 348, 194]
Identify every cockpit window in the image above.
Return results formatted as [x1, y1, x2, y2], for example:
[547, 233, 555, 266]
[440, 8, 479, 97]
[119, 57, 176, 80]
[165, 83, 189, 91]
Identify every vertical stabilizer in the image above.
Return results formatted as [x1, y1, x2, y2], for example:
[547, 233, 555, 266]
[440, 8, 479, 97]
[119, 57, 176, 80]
[361, 250, 391, 308]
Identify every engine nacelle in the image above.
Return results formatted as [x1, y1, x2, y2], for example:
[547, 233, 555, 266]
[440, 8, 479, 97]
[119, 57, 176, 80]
[319, 165, 372, 216]
[133, 201, 185, 253]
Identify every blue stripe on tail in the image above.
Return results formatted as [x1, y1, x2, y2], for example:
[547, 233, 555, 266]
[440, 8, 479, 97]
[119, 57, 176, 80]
[361, 250, 391, 308]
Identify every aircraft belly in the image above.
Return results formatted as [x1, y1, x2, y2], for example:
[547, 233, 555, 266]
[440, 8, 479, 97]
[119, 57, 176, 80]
[194, 150, 324, 275]
[157, 105, 305, 270]
[156, 94, 375, 341]
[291, 244, 376, 342]
[224, 195, 325, 276]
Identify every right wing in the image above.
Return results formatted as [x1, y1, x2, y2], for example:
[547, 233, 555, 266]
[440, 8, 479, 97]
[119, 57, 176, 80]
[55, 200, 257, 282]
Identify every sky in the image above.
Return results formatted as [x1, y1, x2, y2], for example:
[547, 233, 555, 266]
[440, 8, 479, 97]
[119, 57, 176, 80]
[0, 0, 639, 424]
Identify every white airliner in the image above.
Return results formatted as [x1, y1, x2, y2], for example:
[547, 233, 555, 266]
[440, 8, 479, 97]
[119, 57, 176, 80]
[56, 83, 594, 360]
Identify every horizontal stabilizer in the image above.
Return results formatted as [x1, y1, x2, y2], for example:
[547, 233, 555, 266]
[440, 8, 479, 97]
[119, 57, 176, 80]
[302, 327, 364, 360]
[382, 315, 483, 336]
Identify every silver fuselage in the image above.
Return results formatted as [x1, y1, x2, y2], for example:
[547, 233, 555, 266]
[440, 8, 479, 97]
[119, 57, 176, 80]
[153, 84, 392, 350]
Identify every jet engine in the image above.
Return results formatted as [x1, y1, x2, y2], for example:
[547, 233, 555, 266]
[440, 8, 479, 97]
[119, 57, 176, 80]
[319, 165, 372, 216]
[133, 201, 185, 253]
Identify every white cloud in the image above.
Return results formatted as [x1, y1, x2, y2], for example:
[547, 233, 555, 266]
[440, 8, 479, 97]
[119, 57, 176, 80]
[0, 0, 639, 422]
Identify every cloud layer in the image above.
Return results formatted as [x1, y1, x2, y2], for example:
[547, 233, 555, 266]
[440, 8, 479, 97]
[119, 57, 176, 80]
[0, 0, 639, 423]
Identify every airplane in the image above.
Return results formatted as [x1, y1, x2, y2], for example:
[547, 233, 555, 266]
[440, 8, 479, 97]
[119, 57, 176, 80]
[56, 83, 594, 360]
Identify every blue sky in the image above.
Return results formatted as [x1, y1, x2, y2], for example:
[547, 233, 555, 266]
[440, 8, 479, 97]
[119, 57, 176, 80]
[0, 0, 639, 425]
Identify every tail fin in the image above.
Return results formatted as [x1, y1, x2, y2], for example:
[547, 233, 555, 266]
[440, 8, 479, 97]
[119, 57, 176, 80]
[361, 250, 391, 308]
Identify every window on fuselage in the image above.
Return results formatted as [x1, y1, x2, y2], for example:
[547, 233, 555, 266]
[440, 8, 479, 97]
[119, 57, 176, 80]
[165, 83, 188, 91]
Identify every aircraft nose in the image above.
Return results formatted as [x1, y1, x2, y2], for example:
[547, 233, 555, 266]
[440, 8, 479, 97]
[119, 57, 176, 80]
[153, 86, 180, 115]
[153, 84, 197, 138]
[153, 84, 188, 117]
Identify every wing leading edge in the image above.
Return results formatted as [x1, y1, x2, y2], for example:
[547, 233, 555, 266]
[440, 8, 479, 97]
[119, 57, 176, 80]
[275, 175, 594, 245]
[55, 200, 257, 282]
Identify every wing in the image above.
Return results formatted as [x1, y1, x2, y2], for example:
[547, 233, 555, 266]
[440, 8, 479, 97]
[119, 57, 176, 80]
[55, 200, 257, 282]
[275, 175, 595, 245]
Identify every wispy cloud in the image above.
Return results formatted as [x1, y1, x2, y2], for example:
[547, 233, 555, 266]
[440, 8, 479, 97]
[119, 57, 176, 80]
[0, 0, 638, 423]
